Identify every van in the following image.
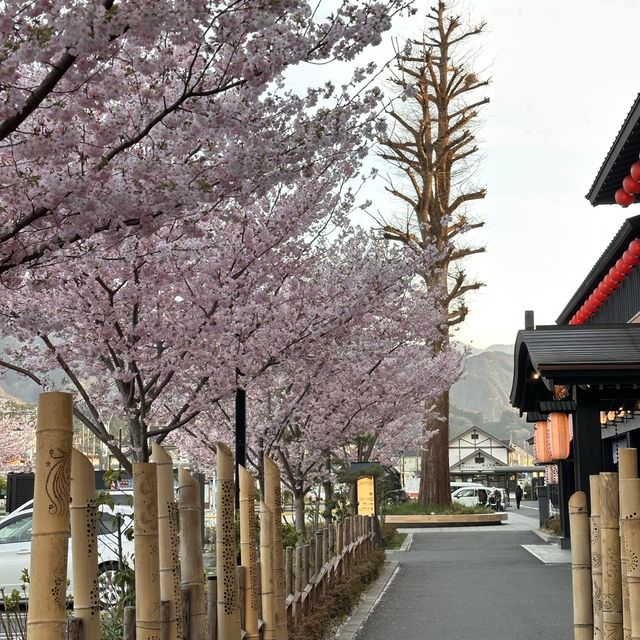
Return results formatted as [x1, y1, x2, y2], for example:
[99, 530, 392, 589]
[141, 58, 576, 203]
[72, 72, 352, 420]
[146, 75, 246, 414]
[451, 485, 492, 506]
[450, 481, 482, 494]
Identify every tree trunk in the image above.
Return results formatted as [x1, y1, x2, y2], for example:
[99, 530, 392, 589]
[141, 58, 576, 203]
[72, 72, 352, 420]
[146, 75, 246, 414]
[294, 487, 306, 536]
[419, 389, 451, 506]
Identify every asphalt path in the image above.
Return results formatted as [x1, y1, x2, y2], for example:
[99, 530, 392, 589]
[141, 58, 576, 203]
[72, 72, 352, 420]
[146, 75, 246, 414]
[354, 503, 572, 640]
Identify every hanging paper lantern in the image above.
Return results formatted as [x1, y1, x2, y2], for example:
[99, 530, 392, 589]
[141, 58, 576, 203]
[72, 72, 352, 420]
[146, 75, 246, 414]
[549, 412, 570, 460]
[616, 188, 635, 206]
[616, 257, 633, 276]
[600, 278, 616, 293]
[610, 266, 625, 283]
[534, 420, 552, 464]
[623, 176, 640, 194]
[623, 249, 640, 268]
[593, 290, 608, 304]
[629, 238, 640, 258]
[631, 162, 640, 182]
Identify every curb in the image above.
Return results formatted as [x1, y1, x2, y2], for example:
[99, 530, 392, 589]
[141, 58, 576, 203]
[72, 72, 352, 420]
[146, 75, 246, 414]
[335, 559, 400, 640]
[533, 528, 561, 544]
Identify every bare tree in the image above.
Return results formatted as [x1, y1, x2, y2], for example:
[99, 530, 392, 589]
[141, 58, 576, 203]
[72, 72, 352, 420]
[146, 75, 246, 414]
[377, 1, 489, 505]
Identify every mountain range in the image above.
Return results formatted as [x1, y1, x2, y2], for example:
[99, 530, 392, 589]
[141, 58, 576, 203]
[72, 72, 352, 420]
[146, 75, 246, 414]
[450, 343, 533, 448]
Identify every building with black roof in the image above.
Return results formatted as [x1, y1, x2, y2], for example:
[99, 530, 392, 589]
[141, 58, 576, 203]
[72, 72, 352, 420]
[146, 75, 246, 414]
[511, 94, 640, 545]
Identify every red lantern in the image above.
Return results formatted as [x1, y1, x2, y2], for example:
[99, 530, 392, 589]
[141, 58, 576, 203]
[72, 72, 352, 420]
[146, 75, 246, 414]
[616, 188, 635, 206]
[534, 420, 552, 464]
[623, 176, 640, 194]
[593, 290, 608, 304]
[623, 249, 640, 268]
[610, 266, 625, 283]
[616, 257, 633, 276]
[629, 238, 640, 258]
[600, 279, 615, 293]
[549, 412, 570, 460]
[631, 162, 640, 182]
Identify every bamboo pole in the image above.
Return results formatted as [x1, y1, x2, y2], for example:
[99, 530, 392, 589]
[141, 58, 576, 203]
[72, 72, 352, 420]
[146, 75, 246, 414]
[133, 463, 162, 640]
[179, 468, 206, 640]
[569, 491, 593, 640]
[70, 448, 100, 640]
[590, 475, 603, 640]
[260, 502, 276, 640]
[621, 477, 640, 640]
[239, 466, 260, 640]
[264, 456, 288, 640]
[151, 444, 182, 640]
[27, 391, 74, 640]
[215, 443, 241, 640]
[601, 472, 623, 639]
[619, 448, 638, 640]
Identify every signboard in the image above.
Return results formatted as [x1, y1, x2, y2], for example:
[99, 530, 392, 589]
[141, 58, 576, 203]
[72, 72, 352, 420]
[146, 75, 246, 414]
[357, 476, 376, 516]
[460, 463, 496, 471]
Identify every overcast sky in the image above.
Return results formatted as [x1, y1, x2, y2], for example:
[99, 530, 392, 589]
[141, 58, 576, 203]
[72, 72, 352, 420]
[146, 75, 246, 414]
[360, 0, 640, 350]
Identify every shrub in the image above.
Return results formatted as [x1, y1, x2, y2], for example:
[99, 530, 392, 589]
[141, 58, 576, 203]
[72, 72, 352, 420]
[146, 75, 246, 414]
[289, 549, 385, 640]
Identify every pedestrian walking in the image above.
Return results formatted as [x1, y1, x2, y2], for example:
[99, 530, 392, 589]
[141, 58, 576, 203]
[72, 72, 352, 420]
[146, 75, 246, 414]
[515, 484, 523, 509]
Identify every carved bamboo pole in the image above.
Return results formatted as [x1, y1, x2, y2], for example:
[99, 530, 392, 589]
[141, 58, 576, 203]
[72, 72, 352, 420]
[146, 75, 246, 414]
[133, 463, 162, 640]
[27, 392, 74, 640]
[621, 477, 640, 640]
[239, 466, 260, 640]
[569, 491, 592, 640]
[150, 444, 182, 640]
[601, 472, 623, 639]
[591, 475, 603, 640]
[264, 456, 288, 640]
[619, 448, 638, 640]
[179, 468, 206, 640]
[260, 502, 276, 640]
[215, 443, 241, 640]
[70, 448, 100, 640]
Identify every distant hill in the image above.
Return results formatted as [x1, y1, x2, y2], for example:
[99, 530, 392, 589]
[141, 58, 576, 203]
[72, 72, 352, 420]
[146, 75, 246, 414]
[449, 346, 532, 448]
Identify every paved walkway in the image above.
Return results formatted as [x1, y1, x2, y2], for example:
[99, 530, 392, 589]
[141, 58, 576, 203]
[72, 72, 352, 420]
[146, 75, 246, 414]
[338, 503, 573, 640]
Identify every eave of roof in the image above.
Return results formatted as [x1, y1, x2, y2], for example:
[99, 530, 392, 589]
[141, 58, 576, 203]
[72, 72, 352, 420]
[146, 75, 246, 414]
[556, 214, 640, 324]
[586, 93, 640, 206]
[510, 324, 640, 412]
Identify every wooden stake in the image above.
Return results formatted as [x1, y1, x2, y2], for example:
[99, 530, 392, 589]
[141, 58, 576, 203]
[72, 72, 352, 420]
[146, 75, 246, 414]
[569, 491, 593, 640]
[27, 392, 74, 640]
[215, 443, 241, 640]
[601, 472, 623, 639]
[179, 468, 206, 640]
[260, 502, 276, 640]
[70, 448, 100, 640]
[207, 575, 217, 640]
[285, 547, 293, 597]
[238, 466, 260, 640]
[264, 456, 288, 640]
[151, 444, 182, 640]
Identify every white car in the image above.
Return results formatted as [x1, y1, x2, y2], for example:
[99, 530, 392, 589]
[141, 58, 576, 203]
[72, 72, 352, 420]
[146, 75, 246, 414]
[451, 485, 493, 506]
[0, 496, 134, 606]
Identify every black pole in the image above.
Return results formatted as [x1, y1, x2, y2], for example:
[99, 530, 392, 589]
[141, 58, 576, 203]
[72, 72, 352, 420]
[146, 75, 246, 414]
[235, 386, 247, 509]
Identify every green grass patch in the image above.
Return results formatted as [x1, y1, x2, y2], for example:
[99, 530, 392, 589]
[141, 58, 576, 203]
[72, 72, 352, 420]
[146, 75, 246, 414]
[383, 500, 493, 516]
[380, 523, 406, 549]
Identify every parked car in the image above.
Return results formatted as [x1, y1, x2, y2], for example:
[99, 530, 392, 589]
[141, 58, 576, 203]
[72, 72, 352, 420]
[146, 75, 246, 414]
[0, 494, 134, 606]
[450, 481, 483, 494]
[451, 485, 493, 507]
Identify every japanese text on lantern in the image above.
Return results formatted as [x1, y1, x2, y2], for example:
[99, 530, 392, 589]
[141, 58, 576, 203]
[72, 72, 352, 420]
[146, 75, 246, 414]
[357, 476, 376, 516]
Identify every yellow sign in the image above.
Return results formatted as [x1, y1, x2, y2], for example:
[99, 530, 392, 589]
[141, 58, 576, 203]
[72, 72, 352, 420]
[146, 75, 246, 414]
[357, 476, 376, 516]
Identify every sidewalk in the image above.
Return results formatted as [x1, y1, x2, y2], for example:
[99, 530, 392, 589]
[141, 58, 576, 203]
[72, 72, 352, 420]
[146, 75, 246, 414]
[337, 506, 573, 640]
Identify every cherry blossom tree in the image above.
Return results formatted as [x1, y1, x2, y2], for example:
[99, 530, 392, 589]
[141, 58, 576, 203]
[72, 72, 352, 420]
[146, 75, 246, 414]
[176, 232, 461, 531]
[0, 0, 415, 277]
[0, 398, 36, 472]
